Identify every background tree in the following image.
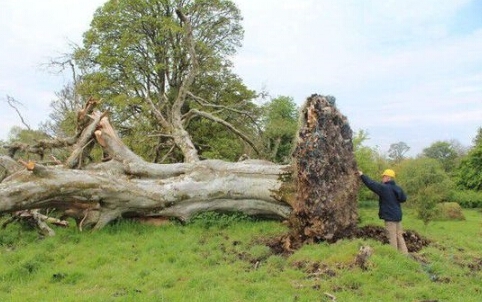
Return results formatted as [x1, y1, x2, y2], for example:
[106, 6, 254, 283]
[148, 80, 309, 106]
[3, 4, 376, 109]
[396, 157, 453, 224]
[40, 55, 85, 140]
[456, 129, 482, 191]
[41, 85, 79, 139]
[0, 140, 5, 156]
[73, 0, 257, 163]
[388, 141, 410, 163]
[447, 139, 468, 157]
[2, 96, 54, 160]
[183, 71, 261, 162]
[473, 127, 482, 146]
[4, 127, 51, 160]
[422, 140, 458, 173]
[260, 96, 298, 163]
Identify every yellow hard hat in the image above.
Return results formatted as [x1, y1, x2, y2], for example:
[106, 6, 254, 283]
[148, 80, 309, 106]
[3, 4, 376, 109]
[382, 169, 396, 178]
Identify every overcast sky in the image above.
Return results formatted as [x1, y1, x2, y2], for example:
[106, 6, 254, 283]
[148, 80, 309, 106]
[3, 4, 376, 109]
[1, 0, 481, 156]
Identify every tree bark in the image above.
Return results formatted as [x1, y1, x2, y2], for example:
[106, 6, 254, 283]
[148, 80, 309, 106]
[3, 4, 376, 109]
[0, 156, 293, 229]
[0, 99, 295, 230]
[1, 94, 359, 247]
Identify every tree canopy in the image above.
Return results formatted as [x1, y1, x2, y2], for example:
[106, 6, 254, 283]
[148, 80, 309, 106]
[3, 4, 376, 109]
[73, 0, 258, 163]
[457, 130, 482, 191]
[261, 96, 298, 163]
[422, 141, 458, 172]
[388, 141, 410, 163]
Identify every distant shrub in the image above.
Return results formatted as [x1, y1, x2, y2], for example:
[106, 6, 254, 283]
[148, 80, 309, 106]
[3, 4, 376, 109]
[397, 157, 453, 198]
[434, 202, 465, 221]
[449, 190, 482, 208]
[415, 185, 441, 225]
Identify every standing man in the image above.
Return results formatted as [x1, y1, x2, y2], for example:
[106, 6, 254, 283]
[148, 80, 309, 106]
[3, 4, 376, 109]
[358, 169, 408, 254]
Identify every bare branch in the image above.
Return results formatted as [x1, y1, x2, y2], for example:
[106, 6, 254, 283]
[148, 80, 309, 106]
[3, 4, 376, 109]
[3, 136, 78, 159]
[3, 97, 100, 160]
[172, 8, 199, 115]
[145, 95, 170, 128]
[65, 111, 106, 169]
[159, 144, 177, 163]
[186, 91, 263, 133]
[184, 108, 260, 155]
[186, 91, 253, 115]
[6, 95, 31, 130]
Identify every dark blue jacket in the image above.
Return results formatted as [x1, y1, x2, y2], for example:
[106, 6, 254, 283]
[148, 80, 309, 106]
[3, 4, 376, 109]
[360, 174, 407, 222]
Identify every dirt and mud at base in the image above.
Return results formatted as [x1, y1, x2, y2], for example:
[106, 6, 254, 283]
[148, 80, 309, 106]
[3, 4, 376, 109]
[355, 225, 431, 253]
[265, 224, 431, 256]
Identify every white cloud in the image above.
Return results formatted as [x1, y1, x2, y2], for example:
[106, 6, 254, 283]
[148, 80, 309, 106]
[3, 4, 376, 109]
[233, 0, 482, 156]
[1, 0, 481, 156]
[0, 0, 105, 139]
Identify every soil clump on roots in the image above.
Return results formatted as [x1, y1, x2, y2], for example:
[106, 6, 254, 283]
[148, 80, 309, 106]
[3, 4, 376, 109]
[276, 94, 359, 252]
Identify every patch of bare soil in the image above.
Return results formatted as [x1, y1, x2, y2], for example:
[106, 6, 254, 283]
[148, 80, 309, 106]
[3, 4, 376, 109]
[265, 225, 430, 255]
[467, 258, 482, 272]
[354, 225, 431, 253]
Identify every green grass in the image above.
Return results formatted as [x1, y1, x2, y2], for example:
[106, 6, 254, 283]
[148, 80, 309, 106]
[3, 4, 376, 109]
[1, 207, 481, 302]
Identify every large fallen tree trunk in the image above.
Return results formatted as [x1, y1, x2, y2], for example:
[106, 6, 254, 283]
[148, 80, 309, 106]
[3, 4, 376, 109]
[0, 95, 358, 244]
[0, 155, 293, 230]
[0, 97, 298, 230]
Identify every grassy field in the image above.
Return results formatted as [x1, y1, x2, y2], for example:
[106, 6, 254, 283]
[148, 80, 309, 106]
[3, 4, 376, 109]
[1, 206, 481, 302]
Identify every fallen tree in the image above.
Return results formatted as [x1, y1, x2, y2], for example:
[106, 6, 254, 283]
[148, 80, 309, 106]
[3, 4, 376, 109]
[0, 101, 296, 230]
[0, 95, 431, 253]
[0, 155, 293, 229]
[0, 94, 357, 237]
[0, 3, 429, 251]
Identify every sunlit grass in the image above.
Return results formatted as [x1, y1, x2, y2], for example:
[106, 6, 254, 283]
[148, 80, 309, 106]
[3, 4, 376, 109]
[1, 207, 481, 301]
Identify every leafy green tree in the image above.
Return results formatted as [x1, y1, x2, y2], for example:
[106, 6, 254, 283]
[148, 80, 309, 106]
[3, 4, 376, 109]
[388, 141, 409, 163]
[396, 157, 453, 224]
[473, 127, 482, 146]
[457, 132, 482, 191]
[422, 140, 458, 172]
[73, 0, 258, 163]
[397, 157, 453, 197]
[415, 184, 444, 225]
[261, 96, 298, 163]
[5, 127, 51, 160]
[184, 70, 260, 161]
[456, 128, 482, 191]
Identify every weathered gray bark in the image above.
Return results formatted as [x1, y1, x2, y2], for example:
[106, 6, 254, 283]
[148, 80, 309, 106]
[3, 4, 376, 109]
[0, 93, 295, 231]
[1, 94, 360, 248]
[1, 2, 361, 244]
[0, 156, 292, 226]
